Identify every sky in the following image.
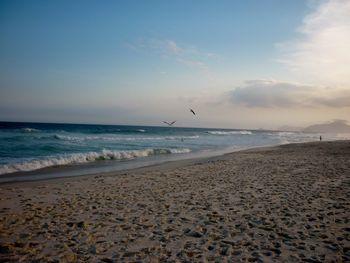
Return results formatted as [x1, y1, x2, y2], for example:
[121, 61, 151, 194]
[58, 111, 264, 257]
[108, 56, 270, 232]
[0, 0, 349, 129]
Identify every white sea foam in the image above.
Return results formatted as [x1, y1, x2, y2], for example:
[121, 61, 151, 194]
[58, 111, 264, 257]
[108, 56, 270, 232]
[164, 135, 199, 140]
[276, 131, 296, 136]
[207, 130, 252, 135]
[52, 134, 199, 142]
[52, 134, 84, 142]
[0, 148, 191, 175]
[166, 148, 191, 154]
[21, 128, 40, 133]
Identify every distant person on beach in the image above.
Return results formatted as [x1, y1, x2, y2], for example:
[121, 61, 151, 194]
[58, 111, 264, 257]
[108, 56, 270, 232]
[320, 136, 322, 141]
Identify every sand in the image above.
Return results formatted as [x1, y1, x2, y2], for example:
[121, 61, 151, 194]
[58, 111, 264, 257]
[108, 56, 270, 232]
[0, 141, 349, 262]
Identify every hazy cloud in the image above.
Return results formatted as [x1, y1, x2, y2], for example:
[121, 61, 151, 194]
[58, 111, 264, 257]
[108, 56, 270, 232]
[128, 38, 218, 70]
[313, 92, 350, 107]
[149, 39, 184, 56]
[229, 79, 350, 108]
[278, 0, 350, 86]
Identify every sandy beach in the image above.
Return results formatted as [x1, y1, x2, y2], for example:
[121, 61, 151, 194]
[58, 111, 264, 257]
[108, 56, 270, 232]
[0, 141, 349, 262]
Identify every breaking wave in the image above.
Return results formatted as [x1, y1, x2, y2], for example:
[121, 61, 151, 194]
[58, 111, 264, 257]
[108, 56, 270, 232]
[51, 134, 199, 142]
[207, 130, 252, 135]
[20, 128, 40, 133]
[275, 132, 296, 136]
[0, 148, 191, 175]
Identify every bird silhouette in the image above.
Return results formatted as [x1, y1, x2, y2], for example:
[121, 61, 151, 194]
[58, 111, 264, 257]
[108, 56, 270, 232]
[163, 120, 176, 126]
[190, 109, 196, 115]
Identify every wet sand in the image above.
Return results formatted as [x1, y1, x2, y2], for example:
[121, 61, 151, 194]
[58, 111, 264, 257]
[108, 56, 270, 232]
[0, 141, 349, 262]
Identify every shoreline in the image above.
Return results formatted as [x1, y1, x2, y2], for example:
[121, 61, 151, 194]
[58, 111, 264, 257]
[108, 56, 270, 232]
[1, 140, 349, 262]
[0, 143, 277, 185]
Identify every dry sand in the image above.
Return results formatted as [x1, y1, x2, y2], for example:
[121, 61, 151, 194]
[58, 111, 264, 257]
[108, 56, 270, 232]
[0, 141, 349, 262]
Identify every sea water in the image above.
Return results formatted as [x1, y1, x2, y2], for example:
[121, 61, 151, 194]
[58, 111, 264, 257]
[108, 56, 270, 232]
[0, 121, 346, 182]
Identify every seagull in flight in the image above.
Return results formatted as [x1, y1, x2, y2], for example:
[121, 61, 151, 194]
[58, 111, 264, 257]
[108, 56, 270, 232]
[190, 109, 196, 115]
[163, 120, 176, 126]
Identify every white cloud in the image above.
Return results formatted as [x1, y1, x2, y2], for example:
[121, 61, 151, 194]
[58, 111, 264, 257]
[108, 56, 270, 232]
[229, 79, 350, 108]
[278, 0, 350, 87]
[176, 57, 208, 70]
[149, 39, 184, 56]
[129, 38, 217, 71]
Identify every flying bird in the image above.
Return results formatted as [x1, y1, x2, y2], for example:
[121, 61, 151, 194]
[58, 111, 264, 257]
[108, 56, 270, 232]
[163, 120, 176, 126]
[190, 109, 196, 115]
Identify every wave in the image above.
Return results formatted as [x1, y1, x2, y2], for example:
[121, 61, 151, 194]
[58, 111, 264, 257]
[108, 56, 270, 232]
[0, 148, 191, 175]
[50, 134, 199, 142]
[207, 130, 252, 135]
[20, 128, 40, 133]
[88, 128, 145, 134]
[275, 131, 296, 136]
[52, 134, 84, 142]
[164, 135, 199, 140]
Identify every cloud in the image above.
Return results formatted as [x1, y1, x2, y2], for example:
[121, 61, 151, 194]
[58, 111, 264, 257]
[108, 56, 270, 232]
[232, 1, 350, 110]
[128, 38, 217, 70]
[149, 39, 184, 56]
[278, 0, 350, 86]
[229, 79, 350, 108]
[313, 91, 350, 107]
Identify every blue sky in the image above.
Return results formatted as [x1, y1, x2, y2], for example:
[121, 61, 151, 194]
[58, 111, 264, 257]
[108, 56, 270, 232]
[1, 0, 349, 128]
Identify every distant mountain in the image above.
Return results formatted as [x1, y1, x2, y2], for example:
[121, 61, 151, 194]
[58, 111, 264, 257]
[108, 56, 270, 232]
[303, 120, 350, 133]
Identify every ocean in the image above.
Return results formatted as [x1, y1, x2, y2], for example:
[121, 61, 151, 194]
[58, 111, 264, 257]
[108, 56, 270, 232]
[0, 121, 346, 182]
